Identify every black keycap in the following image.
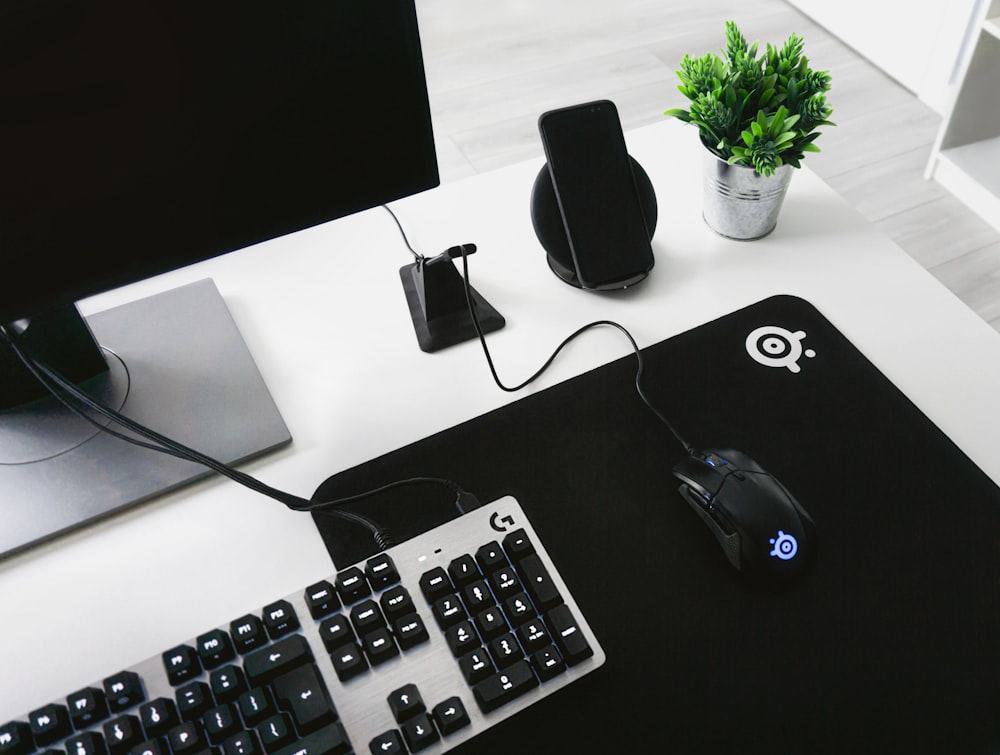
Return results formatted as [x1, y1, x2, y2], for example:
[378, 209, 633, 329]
[255, 714, 294, 754]
[230, 614, 268, 654]
[0, 721, 34, 755]
[368, 730, 405, 755]
[487, 566, 521, 599]
[461, 579, 494, 611]
[330, 642, 368, 682]
[502, 529, 535, 561]
[271, 665, 337, 734]
[392, 613, 429, 650]
[335, 567, 371, 605]
[196, 629, 236, 669]
[516, 619, 551, 654]
[350, 599, 386, 636]
[104, 671, 145, 712]
[472, 660, 539, 712]
[458, 648, 494, 685]
[138, 698, 179, 739]
[175, 683, 213, 722]
[261, 600, 300, 640]
[530, 645, 567, 682]
[431, 697, 470, 736]
[446, 554, 480, 587]
[102, 715, 143, 755]
[222, 730, 262, 755]
[445, 620, 479, 658]
[67, 732, 109, 755]
[365, 553, 399, 590]
[361, 627, 399, 666]
[400, 713, 438, 753]
[28, 704, 72, 746]
[502, 592, 536, 626]
[304, 581, 340, 620]
[237, 688, 276, 728]
[474, 541, 507, 573]
[210, 665, 249, 703]
[317, 614, 355, 652]
[417, 568, 452, 603]
[162, 645, 201, 686]
[244, 634, 313, 686]
[488, 633, 523, 669]
[129, 738, 166, 755]
[431, 595, 466, 628]
[203, 704, 243, 746]
[67, 687, 110, 730]
[545, 604, 593, 666]
[473, 605, 508, 641]
[387, 684, 424, 723]
[165, 721, 206, 755]
[379, 586, 414, 621]
[271, 722, 351, 755]
[517, 554, 562, 610]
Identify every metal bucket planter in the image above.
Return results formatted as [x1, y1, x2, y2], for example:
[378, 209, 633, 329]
[701, 148, 793, 240]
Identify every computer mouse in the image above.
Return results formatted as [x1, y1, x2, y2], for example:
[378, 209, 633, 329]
[672, 448, 816, 581]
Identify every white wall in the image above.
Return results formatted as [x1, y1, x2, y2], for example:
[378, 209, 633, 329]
[786, 0, 983, 113]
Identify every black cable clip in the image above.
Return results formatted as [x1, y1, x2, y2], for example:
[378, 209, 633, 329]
[399, 243, 505, 353]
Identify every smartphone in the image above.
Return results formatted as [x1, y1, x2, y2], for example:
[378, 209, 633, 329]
[538, 100, 654, 290]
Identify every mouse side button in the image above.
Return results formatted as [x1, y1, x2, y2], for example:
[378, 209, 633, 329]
[677, 484, 742, 569]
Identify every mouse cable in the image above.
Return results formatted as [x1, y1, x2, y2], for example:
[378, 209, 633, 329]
[380, 204, 696, 455]
[0, 323, 470, 551]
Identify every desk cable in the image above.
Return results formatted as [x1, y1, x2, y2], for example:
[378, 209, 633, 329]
[0, 323, 442, 550]
[381, 204, 695, 455]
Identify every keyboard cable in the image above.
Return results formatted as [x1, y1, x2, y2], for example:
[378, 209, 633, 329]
[0, 322, 471, 551]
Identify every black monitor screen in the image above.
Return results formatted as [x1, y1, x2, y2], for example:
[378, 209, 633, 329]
[0, 0, 439, 324]
[0, 0, 439, 557]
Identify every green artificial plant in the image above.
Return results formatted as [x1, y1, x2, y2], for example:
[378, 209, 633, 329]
[664, 20, 835, 176]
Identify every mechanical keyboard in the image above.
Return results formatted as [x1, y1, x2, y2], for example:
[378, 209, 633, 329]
[1, 496, 605, 754]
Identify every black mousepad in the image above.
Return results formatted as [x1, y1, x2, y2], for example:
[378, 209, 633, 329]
[312, 294, 1000, 754]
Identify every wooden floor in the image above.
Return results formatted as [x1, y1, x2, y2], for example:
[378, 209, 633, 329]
[415, 0, 1000, 332]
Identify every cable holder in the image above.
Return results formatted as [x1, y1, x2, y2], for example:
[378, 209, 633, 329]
[400, 244, 505, 353]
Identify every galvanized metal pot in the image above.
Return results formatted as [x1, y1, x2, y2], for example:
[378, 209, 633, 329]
[701, 147, 793, 240]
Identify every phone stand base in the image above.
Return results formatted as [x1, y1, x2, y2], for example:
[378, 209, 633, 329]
[530, 156, 658, 291]
[400, 252, 505, 353]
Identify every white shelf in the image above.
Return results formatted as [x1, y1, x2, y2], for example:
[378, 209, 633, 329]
[933, 136, 1000, 233]
[927, 0, 1000, 229]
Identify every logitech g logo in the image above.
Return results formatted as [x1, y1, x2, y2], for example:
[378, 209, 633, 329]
[490, 512, 515, 532]
[745, 325, 816, 373]
[769, 530, 798, 560]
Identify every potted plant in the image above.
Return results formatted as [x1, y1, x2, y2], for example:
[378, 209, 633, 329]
[664, 20, 834, 239]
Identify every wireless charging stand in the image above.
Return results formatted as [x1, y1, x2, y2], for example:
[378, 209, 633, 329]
[530, 156, 658, 289]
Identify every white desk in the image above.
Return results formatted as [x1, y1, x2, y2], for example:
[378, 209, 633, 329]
[3, 119, 1000, 718]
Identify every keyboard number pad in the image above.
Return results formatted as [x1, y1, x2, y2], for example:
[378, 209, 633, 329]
[420, 528, 593, 713]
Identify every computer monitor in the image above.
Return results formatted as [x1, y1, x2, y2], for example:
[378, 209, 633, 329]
[0, 0, 440, 556]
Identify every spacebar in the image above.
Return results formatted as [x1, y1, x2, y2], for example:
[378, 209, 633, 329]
[272, 722, 352, 755]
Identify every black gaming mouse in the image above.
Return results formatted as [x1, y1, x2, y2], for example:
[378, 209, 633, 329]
[672, 448, 817, 581]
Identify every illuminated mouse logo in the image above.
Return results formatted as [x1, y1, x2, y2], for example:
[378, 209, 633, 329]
[769, 530, 798, 561]
[745, 325, 816, 373]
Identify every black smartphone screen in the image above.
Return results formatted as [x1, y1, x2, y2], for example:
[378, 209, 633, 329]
[539, 100, 654, 289]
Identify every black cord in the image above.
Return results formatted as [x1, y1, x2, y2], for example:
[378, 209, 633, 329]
[381, 204, 696, 454]
[0, 323, 468, 551]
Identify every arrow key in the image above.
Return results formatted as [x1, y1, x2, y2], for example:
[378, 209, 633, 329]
[367, 730, 405, 754]
[400, 713, 439, 753]
[431, 697, 470, 736]
[387, 684, 424, 723]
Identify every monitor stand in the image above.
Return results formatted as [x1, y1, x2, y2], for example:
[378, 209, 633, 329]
[0, 278, 292, 558]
